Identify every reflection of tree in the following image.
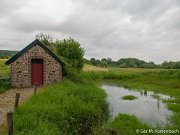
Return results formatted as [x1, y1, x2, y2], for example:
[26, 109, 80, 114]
[140, 91, 148, 96]
[144, 91, 147, 96]
[157, 98, 160, 110]
[140, 91, 143, 96]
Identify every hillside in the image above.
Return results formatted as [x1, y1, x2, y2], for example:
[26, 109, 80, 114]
[0, 50, 19, 59]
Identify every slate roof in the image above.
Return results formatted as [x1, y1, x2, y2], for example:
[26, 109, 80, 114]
[5, 39, 65, 66]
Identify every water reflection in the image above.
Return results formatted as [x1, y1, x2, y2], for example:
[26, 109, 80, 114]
[157, 98, 160, 111]
[139, 90, 170, 111]
[101, 84, 173, 126]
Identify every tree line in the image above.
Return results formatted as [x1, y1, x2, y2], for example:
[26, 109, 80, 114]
[0, 50, 19, 59]
[85, 57, 180, 69]
[1, 33, 180, 70]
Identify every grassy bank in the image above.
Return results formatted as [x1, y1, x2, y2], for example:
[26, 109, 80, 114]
[13, 79, 109, 135]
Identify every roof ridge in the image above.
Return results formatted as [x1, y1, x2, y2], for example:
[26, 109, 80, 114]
[5, 39, 65, 66]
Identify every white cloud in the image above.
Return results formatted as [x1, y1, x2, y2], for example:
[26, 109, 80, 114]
[0, 0, 180, 63]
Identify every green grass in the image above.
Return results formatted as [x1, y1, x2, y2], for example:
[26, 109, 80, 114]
[0, 59, 11, 93]
[13, 79, 109, 135]
[0, 59, 10, 78]
[94, 114, 151, 135]
[121, 95, 138, 100]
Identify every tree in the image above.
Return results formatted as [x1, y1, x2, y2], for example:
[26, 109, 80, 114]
[161, 61, 169, 69]
[90, 58, 96, 65]
[107, 58, 112, 64]
[100, 58, 108, 67]
[101, 58, 107, 62]
[119, 63, 127, 68]
[84, 58, 89, 64]
[36, 33, 56, 52]
[56, 38, 84, 72]
[100, 60, 108, 67]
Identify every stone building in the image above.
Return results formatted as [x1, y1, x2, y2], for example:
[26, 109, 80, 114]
[5, 39, 64, 87]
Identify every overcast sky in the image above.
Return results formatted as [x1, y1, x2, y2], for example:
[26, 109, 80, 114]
[0, 0, 180, 63]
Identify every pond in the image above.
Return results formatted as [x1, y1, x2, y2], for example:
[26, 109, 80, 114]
[101, 84, 173, 126]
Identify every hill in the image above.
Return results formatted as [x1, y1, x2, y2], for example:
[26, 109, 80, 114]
[0, 50, 19, 58]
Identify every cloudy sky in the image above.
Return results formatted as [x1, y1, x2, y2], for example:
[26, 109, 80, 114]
[0, 0, 180, 63]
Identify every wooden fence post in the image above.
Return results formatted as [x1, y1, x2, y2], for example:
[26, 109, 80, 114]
[14, 93, 20, 108]
[7, 112, 13, 135]
[34, 84, 37, 94]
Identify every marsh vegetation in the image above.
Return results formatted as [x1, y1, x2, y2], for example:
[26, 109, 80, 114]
[121, 95, 138, 100]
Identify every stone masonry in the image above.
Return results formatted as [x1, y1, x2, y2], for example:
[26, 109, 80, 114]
[10, 45, 62, 87]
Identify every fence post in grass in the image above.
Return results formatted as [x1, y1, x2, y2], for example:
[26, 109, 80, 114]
[7, 112, 13, 135]
[34, 83, 37, 94]
[14, 93, 20, 108]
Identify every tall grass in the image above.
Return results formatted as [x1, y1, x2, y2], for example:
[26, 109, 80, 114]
[13, 79, 109, 135]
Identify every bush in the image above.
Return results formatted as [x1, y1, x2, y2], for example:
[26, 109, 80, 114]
[64, 66, 81, 82]
[56, 38, 85, 72]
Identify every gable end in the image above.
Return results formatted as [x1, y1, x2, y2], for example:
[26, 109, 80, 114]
[5, 39, 64, 66]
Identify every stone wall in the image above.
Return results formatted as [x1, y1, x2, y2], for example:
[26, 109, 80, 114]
[11, 45, 62, 87]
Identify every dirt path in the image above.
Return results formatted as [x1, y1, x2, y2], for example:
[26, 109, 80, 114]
[0, 87, 42, 134]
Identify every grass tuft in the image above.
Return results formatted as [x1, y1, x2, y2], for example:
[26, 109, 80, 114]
[121, 95, 138, 100]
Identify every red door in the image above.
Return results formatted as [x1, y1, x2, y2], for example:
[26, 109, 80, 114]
[31, 59, 43, 85]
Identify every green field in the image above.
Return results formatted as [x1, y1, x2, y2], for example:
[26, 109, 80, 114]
[0, 59, 11, 93]
[1, 64, 180, 134]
